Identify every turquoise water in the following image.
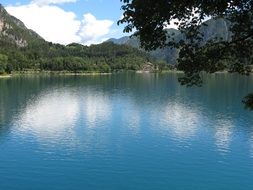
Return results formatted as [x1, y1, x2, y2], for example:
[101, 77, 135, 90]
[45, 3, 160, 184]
[0, 73, 253, 190]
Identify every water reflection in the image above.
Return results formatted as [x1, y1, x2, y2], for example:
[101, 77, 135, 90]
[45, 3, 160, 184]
[122, 101, 140, 134]
[250, 133, 253, 159]
[83, 91, 112, 128]
[15, 89, 79, 142]
[1, 74, 253, 189]
[156, 101, 200, 141]
[0, 74, 253, 156]
[214, 119, 234, 154]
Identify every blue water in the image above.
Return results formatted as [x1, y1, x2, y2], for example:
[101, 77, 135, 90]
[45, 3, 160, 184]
[0, 73, 253, 190]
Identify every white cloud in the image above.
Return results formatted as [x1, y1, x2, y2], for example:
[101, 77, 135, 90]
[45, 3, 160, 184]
[6, 4, 80, 44]
[78, 13, 113, 45]
[6, 2, 113, 45]
[32, 0, 77, 6]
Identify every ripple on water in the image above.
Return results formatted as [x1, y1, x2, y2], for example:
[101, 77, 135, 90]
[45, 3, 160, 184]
[0, 74, 253, 190]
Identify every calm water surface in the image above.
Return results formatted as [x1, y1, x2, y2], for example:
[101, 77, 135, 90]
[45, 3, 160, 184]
[0, 73, 253, 190]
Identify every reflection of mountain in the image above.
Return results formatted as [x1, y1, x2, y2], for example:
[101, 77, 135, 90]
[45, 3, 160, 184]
[1, 74, 253, 152]
[0, 76, 81, 137]
[0, 77, 49, 136]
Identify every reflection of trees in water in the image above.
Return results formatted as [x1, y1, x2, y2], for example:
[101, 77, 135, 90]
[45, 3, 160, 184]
[0, 73, 253, 150]
[144, 73, 253, 155]
[0, 76, 77, 136]
[0, 75, 113, 136]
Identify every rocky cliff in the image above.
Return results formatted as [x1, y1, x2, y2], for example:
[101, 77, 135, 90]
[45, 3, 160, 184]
[0, 4, 45, 48]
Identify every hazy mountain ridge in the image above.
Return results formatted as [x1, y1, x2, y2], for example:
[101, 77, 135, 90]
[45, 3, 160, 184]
[108, 18, 232, 64]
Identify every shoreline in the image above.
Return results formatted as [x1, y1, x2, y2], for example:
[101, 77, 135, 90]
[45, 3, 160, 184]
[0, 71, 112, 78]
[0, 74, 12, 78]
[0, 70, 252, 78]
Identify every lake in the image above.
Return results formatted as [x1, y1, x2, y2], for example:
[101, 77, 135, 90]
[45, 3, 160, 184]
[0, 73, 253, 190]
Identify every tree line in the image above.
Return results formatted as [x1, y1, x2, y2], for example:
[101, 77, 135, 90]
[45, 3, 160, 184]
[0, 40, 168, 74]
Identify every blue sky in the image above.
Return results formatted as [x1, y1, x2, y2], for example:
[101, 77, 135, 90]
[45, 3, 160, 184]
[2, 0, 129, 45]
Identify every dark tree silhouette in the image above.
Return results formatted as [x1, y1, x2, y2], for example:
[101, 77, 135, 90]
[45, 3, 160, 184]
[119, 0, 253, 109]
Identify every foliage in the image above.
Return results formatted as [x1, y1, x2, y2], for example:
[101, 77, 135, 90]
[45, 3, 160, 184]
[0, 40, 157, 73]
[119, 0, 253, 109]
[243, 93, 253, 110]
[0, 54, 8, 74]
[0, 4, 163, 75]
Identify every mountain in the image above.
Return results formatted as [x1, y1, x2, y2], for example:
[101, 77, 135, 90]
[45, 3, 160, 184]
[107, 29, 181, 64]
[0, 4, 155, 74]
[0, 4, 46, 48]
[108, 18, 232, 64]
[0, 3, 232, 73]
[108, 36, 130, 45]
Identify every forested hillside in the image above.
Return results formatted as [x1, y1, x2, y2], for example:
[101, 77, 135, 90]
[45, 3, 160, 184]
[0, 4, 160, 74]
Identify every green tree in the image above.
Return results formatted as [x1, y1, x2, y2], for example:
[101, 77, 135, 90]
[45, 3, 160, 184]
[0, 54, 8, 74]
[119, 0, 253, 109]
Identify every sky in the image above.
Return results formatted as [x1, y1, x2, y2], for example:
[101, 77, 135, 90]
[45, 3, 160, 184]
[2, 0, 129, 45]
